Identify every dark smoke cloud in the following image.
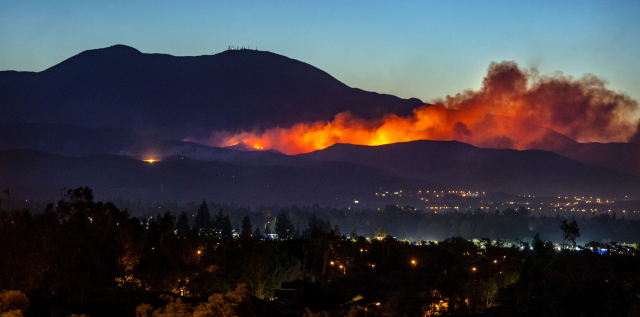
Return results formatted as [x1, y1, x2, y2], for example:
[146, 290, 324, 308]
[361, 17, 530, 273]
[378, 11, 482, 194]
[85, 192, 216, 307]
[439, 61, 639, 144]
[210, 61, 640, 155]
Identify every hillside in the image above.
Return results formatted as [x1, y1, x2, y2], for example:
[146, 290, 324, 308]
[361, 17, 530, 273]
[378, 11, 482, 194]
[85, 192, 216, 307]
[300, 140, 640, 197]
[3, 123, 639, 199]
[0, 45, 423, 140]
[0, 149, 430, 206]
[0, 123, 296, 165]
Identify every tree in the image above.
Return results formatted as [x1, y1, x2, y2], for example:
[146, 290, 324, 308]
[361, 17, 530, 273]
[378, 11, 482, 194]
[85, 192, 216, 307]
[560, 219, 580, 249]
[332, 224, 341, 237]
[213, 209, 233, 238]
[304, 214, 331, 238]
[137, 284, 256, 317]
[227, 240, 301, 298]
[177, 211, 190, 237]
[194, 200, 210, 234]
[136, 295, 193, 317]
[372, 227, 388, 239]
[194, 283, 255, 317]
[221, 215, 233, 239]
[241, 216, 252, 239]
[253, 226, 262, 238]
[156, 211, 176, 246]
[350, 229, 357, 238]
[480, 277, 498, 307]
[0, 290, 28, 317]
[275, 211, 295, 240]
[41, 188, 132, 294]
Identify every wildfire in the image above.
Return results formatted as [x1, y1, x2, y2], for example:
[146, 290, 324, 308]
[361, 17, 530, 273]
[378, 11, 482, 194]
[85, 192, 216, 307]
[143, 159, 158, 163]
[208, 61, 639, 155]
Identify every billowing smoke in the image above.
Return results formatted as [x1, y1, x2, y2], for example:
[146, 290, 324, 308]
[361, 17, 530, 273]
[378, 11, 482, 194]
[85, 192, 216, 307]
[208, 61, 639, 154]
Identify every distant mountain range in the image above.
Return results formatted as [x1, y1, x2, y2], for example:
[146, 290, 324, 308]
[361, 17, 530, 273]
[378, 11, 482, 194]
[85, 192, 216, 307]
[0, 149, 430, 207]
[0, 123, 295, 166]
[301, 141, 640, 197]
[2, 123, 638, 204]
[1, 46, 639, 205]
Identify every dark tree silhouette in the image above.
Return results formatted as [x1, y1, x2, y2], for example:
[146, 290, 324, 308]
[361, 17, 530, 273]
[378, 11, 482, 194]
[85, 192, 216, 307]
[194, 200, 210, 234]
[332, 224, 341, 237]
[176, 211, 190, 237]
[560, 219, 580, 248]
[213, 209, 225, 237]
[241, 216, 252, 239]
[304, 213, 331, 238]
[221, 215, 233, 239]
[275, 211, 295, 240]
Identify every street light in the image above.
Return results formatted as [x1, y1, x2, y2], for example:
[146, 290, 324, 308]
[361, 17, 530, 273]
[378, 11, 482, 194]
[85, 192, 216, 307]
[365, 302, 380, 317]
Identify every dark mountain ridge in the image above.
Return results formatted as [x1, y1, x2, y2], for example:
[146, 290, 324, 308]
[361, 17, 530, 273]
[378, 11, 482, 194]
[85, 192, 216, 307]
[300, 140, 640, 197]
[0, 123, 296, 166]
[3, 123, 639, 199]
[0, 149, 430, 207]
[0, 45, 423, 140]
[2, 46, 639, 203]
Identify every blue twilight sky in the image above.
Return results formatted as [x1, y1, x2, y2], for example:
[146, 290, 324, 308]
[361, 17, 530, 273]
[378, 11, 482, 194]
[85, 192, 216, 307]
[1, 0, 639, 103]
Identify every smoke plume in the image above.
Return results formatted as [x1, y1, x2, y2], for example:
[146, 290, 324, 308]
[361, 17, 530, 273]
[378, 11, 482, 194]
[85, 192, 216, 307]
[208, 61, 639, 154]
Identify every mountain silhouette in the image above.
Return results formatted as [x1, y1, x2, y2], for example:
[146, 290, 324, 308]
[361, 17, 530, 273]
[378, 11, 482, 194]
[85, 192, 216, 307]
[2, 46, 639, 203]
[0, 123, 297, 165]
[3, 123, 639, 198]
[0, 149, 430, 206]
[300, 140, 640, 197]
[0, 45, 423, 140]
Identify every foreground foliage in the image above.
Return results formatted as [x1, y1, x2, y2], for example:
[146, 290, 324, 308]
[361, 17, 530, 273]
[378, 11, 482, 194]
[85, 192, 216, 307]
[1, 188, 640, 316]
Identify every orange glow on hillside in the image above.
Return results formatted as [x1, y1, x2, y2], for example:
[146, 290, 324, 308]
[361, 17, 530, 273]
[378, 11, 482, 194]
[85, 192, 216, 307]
[207, 61, 639, 155]
[143, 159, 158, 163]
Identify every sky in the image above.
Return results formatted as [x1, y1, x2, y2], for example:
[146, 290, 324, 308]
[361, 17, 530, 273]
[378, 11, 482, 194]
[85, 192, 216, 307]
[1, 0, 640, 103]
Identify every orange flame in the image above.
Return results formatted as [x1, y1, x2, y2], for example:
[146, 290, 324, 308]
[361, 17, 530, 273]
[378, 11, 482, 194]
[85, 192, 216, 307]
[209, 61, 639, 155]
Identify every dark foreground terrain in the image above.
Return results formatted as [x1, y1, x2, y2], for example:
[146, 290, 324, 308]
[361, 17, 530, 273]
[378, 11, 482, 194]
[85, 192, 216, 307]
[2, 188, 640, 317]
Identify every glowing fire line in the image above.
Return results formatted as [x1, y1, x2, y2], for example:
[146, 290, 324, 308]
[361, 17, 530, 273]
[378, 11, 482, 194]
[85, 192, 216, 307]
[208, 61, 639, 155]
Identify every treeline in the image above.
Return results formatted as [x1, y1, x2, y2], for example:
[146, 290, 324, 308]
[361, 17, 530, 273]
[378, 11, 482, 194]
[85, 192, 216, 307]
[0, 188, 300, 300]
[132, 202, 640, 245]
[3, 188, 640, 316]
